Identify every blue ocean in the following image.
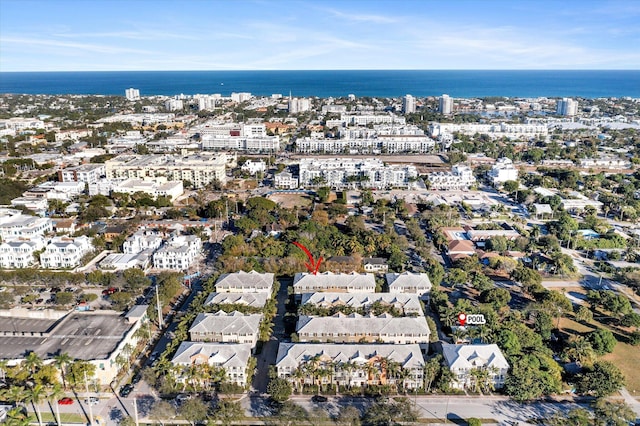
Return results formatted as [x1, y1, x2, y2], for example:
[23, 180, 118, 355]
[0, 70, 639, 98]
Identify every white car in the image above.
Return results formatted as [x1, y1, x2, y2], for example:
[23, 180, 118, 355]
[84, 397, 99, 406]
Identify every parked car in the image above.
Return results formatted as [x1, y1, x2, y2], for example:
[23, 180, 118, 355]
[311, 395, 328, 403]
[119, 384, 134, 398]
[175, 393, 191, 404]
[58, 397, 74, 405]
[84, 397, 99, 405]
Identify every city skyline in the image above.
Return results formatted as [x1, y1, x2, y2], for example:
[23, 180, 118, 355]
[1, 0, 639, 72]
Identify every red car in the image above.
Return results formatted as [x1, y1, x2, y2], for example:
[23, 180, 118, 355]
[58, 397, 74, 405]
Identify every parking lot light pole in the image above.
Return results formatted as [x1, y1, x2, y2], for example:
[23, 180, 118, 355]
[84, 371, 94, 426]
[156, 283, 163, 328]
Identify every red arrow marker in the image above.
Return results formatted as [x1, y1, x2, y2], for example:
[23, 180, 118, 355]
[292, 242, 323, 275]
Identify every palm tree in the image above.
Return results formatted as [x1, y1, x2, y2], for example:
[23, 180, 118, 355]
[5, 407, 34, 426]
[365, 362, 378, 387]
[4, 386, 27, 406]
[292, 366, 305, 394]
[567, 336, 595, 365]
[397, 367, 412, 394]
[26, 384, 46, 426]
[423, 358, 440, 393]
[340, 361, 357, 390]
[0, 360, 8, 381]
[451, 327, 468, 344]
[48, 384, 64, 426]
[24, 352, 43, 375]
[53, 353, 73, 390]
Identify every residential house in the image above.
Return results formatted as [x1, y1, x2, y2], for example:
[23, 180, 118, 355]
[300, 292, 424, 316]
[363, 257, 388, 273]
[123, 229, 163, 254]
[276, 343, 425, 390]
[40, 236, 92, 269]
[214, 270, 274, 294]
[296, 313, 430, 351]
[153, 234, 202, 271]
[0, 212, 52, 240]
[0, 236, 46, 268]
[204, 292, 269, 309]
[189, 311, 263, 349]
[385, 272, 432, 300]
[441, 343, 509, 390]
[293, 272, 377, 298]
[171, 342, 252, 387]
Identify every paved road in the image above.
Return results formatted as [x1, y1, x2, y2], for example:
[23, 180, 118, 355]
[251, 277, 290, 393]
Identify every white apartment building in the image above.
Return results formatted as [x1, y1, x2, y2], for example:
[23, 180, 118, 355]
[293, 272, 377, 296]
[200, 134, 280, 152]
[214, 270, 275, 294]
[189, 311, 263, 349]
[0, 236, 46, 269]
[105, 153, 227, 189]
[97, 113, 175, 126]
[579, 157, 631, 169]
[88, 178, 183, 200]
[300, 292, 424, 316]
[58, 164, 106, 184]
[171, 342, 252, 387]
[429, 122, 547, 140]
[115, 179, 184, 201]
[298, 158, 418, 189]
[195, 94, 220, 111]
[276, 343, 425, 390]
[296, 313, 430, 350]
[442, 343, 509, 390]
[0, 211, 52, 240]
[40, 235, 92, 269]
[488, 157, 519, 185]
[439, 94, 453, 114]
[10, 197, 48, 213]
[427, 164, 476, 190]
[123, 229, 163, 254]
[36, 182, 85, 199]
[0, 118, 46, 134]
[274, 171, 299, 189]
[231, 92, 253, 102]
[556, 98, 578, 116]
[125, 88, 140, 101]
[165, 99, 184, 111]
[342, 114, 406, 126]
[295, 136, 435, 154]
[402, 94, 416, 113]
[240, 160, 267, 175]
[54, 129, 91, 143]
[385, 272, 432, 300]
[289, 97, 311, 114]
[152, 234, 202, 271]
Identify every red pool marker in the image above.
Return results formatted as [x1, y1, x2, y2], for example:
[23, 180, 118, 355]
[458, 313, 467, 326]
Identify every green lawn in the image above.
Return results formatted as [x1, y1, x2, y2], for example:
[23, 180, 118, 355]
[603, 341, 640, 398]
[560, 316, 640, 400]
[38, 412, 86, 423]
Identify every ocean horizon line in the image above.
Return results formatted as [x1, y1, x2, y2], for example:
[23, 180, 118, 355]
[2, 69, 639, 98]
[1, 69, 639, 74]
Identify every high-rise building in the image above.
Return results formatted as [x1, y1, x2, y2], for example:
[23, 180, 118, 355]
[165, 99, 184, 111]
[556, 98, 578, 116]
[439, 94, 453, 114]
[125, 88, 140, 101]
[402, 94, 416, 114]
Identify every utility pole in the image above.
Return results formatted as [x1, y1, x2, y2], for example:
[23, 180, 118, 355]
[156, 282, 163, 328]
[84, 371, 94, 426]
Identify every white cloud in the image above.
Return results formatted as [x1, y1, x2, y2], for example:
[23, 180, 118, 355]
[2, 37, 154, 55]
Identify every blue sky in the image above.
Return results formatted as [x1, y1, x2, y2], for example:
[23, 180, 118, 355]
[1, 0, 639, 71]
